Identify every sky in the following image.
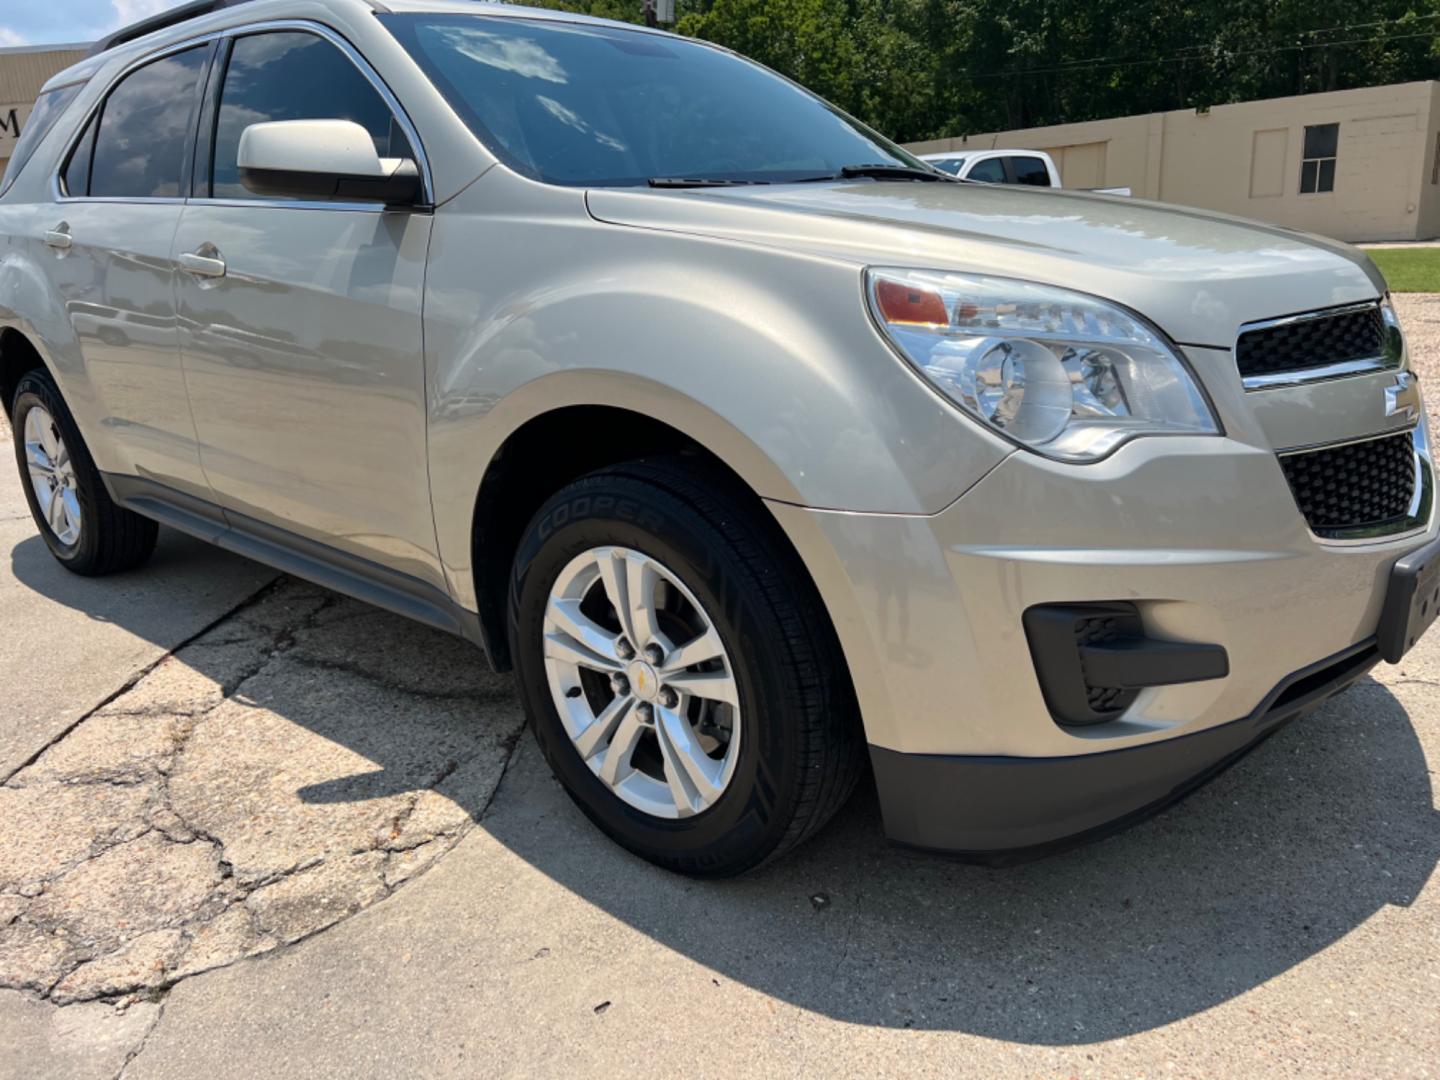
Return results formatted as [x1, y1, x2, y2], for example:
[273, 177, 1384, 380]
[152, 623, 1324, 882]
[0, 0, 191, 47]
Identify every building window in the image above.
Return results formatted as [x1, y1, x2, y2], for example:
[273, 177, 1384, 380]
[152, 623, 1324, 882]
[1300, 123, 1338, 194]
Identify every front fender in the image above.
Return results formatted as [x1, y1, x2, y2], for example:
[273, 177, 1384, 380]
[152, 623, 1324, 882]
[423, 174, 1011, 606]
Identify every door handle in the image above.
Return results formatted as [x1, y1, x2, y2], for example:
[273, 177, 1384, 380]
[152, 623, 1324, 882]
[179, 249, 226, 279]
[43, 225, 71, 250]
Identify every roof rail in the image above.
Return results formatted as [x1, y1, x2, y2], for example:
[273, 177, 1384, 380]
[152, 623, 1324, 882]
[84, 0, 259, 58]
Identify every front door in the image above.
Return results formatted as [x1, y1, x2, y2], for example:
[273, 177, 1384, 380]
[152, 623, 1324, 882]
[173, 28, 439, 585]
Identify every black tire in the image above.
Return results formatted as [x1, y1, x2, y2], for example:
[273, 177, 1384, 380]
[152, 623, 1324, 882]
[509, 457, 865, 878]
[10, 368, 158, 576]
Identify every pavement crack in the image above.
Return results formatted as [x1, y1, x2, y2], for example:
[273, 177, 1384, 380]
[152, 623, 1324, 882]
[1, 577, 289, 788]
[474, 731, 525, 827]
[5, 824, 159, 902]
[115, 997, 166, 1080]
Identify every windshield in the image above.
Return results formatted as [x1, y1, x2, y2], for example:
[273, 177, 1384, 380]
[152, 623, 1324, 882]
[380, 14, 926, 187]
[927, 157, 968, 176]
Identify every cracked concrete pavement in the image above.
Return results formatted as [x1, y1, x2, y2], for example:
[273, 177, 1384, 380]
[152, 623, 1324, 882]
[1, 579, 524, 1008]
[2, 351, 1440, 1077]
[0, 418, 276, 781]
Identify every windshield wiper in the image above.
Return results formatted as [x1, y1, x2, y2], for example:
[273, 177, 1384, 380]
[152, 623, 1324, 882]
[839, 163, 954, 182]
[647, 165, 953, 189]
[648, 177, 776, 188]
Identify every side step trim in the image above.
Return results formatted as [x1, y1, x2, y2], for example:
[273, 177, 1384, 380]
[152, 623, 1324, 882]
[104, 473, 490, 657]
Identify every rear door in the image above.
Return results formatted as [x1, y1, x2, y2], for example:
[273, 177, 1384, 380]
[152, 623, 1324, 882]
[42, 42, 214, 498]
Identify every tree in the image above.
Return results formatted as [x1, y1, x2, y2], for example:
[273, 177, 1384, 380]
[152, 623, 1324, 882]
[521, 0, 1440, 141]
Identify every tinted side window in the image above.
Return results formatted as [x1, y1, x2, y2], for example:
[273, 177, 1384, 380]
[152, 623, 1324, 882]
[0, 82, 83, 196]
[966, 158, 1006, 183]
[211, 32, 411, 200]
[90, 46, 209, 198]
[1011, 156, 1051, 186]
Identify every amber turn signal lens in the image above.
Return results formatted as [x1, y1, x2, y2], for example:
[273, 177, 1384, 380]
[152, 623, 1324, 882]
[874, 279, 949, 326]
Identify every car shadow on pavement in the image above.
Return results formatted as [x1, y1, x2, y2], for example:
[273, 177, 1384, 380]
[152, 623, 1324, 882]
[480, 675, 1440, 1044]
[11, 535, 1439, 1044]
[5, 522, 275, 641]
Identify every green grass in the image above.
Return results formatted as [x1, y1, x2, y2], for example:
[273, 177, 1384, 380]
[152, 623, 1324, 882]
[1367, 247, 1440, 293]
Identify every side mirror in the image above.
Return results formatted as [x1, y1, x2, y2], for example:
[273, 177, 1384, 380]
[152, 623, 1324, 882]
[237, 119, 422, 206]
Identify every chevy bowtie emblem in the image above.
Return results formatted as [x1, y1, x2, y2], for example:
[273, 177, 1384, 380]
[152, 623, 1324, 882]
[1385, 372, 1421, 423]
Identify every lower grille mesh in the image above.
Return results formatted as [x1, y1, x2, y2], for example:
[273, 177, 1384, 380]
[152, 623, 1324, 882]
[1279, 432, 1415, 535]
[1075, 616, 1139, 715]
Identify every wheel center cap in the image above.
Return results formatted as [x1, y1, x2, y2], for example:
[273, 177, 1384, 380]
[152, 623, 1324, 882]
[626, 660, 660, 702]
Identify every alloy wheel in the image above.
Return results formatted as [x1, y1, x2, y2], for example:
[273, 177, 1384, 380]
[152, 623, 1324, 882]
[541, 545, 742, 819]
[24, 405, 81, 547]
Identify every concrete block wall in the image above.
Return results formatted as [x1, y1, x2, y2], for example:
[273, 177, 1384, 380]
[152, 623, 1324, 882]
[907, 82, 1440, 243]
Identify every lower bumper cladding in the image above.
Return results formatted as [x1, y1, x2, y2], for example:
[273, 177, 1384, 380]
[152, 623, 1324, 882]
[869, 640, 1380, 862]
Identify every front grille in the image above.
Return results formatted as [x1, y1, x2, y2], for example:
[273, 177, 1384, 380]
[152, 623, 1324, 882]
[1237, 305, 1385, 382]
[1279, 432, 1416, 535]
[1075, 615, 1139, 716]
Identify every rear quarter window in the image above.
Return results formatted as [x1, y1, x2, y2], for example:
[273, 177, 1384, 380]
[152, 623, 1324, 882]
[0, 82, 84, 197]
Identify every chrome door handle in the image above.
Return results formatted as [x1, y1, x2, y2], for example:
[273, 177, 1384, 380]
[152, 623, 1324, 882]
[179, 250, 226, 279]
[43, 226, 72, 250]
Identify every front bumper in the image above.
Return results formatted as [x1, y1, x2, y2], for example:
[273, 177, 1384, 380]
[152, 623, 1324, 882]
[767, 428, 1439, 856]
[870, 640, 1378, 857]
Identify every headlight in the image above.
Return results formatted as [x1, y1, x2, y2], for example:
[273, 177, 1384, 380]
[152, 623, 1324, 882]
[1381, 294, 1406, 368]
[866, 268, 1220, 462]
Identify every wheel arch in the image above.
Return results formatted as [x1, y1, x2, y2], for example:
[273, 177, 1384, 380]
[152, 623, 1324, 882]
[0, 326, 50, 419]
[468, 398, 820, 675]
[0, 242, 90, 425]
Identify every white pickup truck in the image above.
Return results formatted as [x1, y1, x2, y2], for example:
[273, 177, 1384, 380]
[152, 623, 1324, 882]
[920, 148, 1131, 195]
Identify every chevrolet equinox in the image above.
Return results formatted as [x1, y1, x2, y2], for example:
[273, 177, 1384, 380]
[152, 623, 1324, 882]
[2, 0, 1437, 876]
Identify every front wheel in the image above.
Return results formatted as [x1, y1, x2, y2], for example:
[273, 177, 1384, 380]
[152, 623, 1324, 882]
[10, 368, 157, 575]
[509, 458, 864, 877]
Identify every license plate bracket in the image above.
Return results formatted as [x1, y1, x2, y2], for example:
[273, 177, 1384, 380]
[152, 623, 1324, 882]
[1378, 534, 1440, 662]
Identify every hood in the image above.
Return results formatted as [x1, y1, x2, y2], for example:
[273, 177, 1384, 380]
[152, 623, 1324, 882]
[585, 181, 1385, 348]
